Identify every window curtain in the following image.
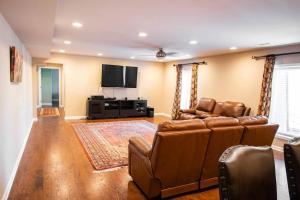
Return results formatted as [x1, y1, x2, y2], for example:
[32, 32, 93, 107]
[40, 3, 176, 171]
[172, 64, 182, 119]
[190, 63, 199, 108]
[257, 56, 276, 117]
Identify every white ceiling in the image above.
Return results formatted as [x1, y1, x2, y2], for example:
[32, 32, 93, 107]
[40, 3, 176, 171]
[1, 0, 300, 61]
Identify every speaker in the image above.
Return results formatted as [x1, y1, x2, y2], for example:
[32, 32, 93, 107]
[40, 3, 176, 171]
[147, 107, 154, 117]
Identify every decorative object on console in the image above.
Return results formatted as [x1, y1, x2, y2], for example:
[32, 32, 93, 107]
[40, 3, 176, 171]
[10, 46, 23, 83]
[72, 120, 156, 170]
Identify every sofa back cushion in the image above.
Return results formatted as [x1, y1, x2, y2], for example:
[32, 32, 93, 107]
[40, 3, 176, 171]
[196, 98, 216, 112]
[238, 116, 278, 146]
[212, 102, 223, 115]
[151, 120, 210, 189]
[222, 101, 246, 117]
[200, 117, 244, 186]
[157, 119, 206, 132]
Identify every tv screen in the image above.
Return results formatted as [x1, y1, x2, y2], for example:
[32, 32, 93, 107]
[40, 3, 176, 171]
[101, 64, 124, 87]
[125, 66, 138, 88]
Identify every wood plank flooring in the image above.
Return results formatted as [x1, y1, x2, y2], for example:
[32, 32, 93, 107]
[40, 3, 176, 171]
[8, 114, 289, 200]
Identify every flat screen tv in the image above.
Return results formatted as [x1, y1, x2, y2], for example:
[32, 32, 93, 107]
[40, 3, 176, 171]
[101, 64, 124, 87]
[125, 66, 138, 88]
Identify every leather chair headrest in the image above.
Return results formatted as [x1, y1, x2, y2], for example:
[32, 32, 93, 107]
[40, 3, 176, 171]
[196, 98, 216, 112]
[204, 117, 239, 128]
[238, 116, 268, 125]
[157, 119, 206, 132]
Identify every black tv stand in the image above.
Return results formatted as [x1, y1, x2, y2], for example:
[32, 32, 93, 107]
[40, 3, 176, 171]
[87, 98, 148, 119]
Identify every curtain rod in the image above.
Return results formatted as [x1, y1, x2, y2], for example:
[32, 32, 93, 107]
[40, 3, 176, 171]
[252, 51, 300, 60]
[173, 61, 207, 67]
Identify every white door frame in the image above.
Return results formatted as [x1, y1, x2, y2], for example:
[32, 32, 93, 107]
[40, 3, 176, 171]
[38, 66, 62, 107]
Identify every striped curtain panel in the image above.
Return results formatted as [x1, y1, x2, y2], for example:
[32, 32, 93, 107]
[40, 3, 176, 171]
[172, 65, 183, 119]
[257, 56, 276, 117]
[190, 63, 199, 108]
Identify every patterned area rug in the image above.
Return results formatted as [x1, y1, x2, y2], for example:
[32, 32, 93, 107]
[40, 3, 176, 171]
[72, 120, 157, 170]
[39, 108, 60, 117]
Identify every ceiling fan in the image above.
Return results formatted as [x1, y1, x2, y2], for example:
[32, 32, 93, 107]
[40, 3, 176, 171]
[138, 48, 177, 59]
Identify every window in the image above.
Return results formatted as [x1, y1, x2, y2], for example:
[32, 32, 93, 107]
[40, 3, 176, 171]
[180, 65, 192, 109]
[269, 64, 300, 137]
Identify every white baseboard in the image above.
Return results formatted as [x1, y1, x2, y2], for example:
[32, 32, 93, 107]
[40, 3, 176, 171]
[155, 113, 171, 118]
[275, 133, 293, 141]
[2, 118, 35, 200]
[41, 103, 52, 106]
[272, 145, 283, 152]
[64, 116, 87, 120]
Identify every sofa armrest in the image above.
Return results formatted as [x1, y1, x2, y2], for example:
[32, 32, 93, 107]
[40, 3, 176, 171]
[179, 109, 196, 114]
[129, 136, 151, 157]
[128, 137, 161, 198]
[243, 107, 251, 116]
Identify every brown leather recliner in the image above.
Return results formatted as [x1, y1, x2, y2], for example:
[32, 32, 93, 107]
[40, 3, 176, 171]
[284, 137, 300, 200]
[219, 145, 277, 200]
[239, 116, 279, 146]
[200, 117, 244, 188]
[128, 119, 211, 199]
[179, 98, 251, 120]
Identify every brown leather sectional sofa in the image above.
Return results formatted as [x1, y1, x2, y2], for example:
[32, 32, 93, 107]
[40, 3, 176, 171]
[128, 116, 279, 199]
[179, 98, 251, 119]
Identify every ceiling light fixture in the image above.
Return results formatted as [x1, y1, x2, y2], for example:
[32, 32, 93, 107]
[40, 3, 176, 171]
[229, 46, 237, 50]
[72, 22, 83, 28]
[189, 40, 198, 45]
[59, 49, 65, 53]
[97, 53, 103, 56]
[64, 40, 71, 45]
[138, 32, 147, 37]
[130, 56, 135, 59]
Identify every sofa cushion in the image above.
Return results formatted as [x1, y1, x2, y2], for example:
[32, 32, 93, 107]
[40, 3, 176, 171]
[222, 101, 246, 117]
[196, 98, 216, 112]
[196, 110, 219, 118]
[157, 119, 206, 132]
[238, 116, 268, 125]
[178, 113, 198, 120]
[212, 102, 224, 115]
[204, 117, 239, 128]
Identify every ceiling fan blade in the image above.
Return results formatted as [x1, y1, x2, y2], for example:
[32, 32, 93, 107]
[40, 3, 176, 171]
[137, 54, 155, 57]
[166, 52, 177, 56]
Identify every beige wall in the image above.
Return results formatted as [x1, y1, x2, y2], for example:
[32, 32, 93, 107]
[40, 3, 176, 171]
[0, 14, 33, 198]
[33, 54, 165, 117]
[163, 44, 300, 115]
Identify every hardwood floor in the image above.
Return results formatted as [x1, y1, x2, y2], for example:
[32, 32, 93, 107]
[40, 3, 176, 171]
[9, 115, 289, 200]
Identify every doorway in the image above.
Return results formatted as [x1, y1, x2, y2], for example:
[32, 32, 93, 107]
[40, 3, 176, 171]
[39, 67, 60, 107]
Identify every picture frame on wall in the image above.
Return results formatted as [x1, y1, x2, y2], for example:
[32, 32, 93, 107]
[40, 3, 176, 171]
[10, 46, 23, 84]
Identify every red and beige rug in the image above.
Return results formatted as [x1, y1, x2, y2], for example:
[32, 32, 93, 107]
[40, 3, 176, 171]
[72, 120, 156, 170]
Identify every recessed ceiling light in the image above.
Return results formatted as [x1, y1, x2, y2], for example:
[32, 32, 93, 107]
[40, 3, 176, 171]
[59, 49, 65, 53]
[138, 32, 147, 37]
[64, 40, 71, 45]
[97, 53, 103, 56]
[189, 40, 198, 45]
[130, 56, 135, 59]
[229, 46, 237, 50]
[72, 22, 83, 28]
